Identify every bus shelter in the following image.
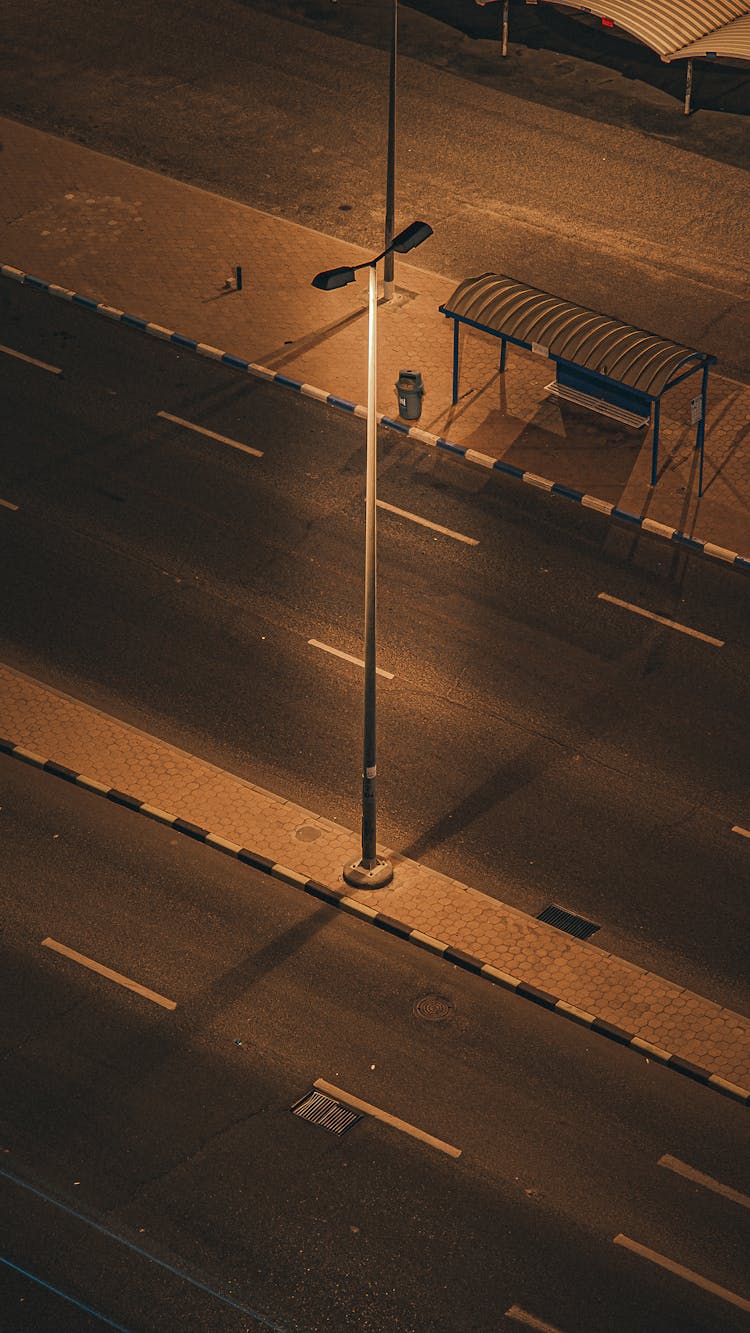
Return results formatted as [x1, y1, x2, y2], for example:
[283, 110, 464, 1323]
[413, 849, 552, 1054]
[439, 273, 716, 495]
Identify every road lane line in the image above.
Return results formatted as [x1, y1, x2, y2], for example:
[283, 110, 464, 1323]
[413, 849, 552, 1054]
[597, 593, 724, 646]
[504, 1306, 566, 1332]
[613, 1234, 750, 1313]
[308, 639, 394, 680]
[0, 497, 19, 511]
[41, 937, 176, 1010]
[658, 1155, 750, 1209]
[313, 1078, 461, 1158]
[0, 1255, 130, 1332]
[0, 1166, 281, 1327]
[156, 411, 263, 458]
[732, 825, 750, 840]
[375, 499, 479, 545]
[0, 343, 62, 375]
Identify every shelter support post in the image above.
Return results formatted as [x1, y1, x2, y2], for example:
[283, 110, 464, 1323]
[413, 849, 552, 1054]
[684, 59, 693, 115]
[651, 399, 661, 487]
[499, 336, 507, 375]
[452, 318, 460, 405]
[502, 0, 509, 57]
[697, 362, 709, 498]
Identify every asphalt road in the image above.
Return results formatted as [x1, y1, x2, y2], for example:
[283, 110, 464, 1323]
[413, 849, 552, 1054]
[2, 756, 749, 1331]
[1, 282, 749, 1019]
[3, 0, 750, 377]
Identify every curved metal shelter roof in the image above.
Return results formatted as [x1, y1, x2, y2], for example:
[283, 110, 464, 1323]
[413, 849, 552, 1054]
[671, 11, 750, 60]
[442, 273, 704, 397]
[550, 0, 750, 61]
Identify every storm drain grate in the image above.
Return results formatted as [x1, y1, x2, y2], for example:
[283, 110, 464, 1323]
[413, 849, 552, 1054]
[537, 904, 600, 941]
[291, 1089, 362, 1135]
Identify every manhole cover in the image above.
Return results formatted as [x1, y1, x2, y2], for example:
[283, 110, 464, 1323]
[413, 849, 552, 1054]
[413, 994, 453, 1023]
[295, 824, 322, 842]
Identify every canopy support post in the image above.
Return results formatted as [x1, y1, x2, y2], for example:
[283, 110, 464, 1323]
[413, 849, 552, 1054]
[452, 318, 460, 405]
[502, 0, 509, 57]
[684, 59, 693, 115]
[499, 337, 507, 375]
[696, 362, 709, 498]
[651, 399, 661, 487]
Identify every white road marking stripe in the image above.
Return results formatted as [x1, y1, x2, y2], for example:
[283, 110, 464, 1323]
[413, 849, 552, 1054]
[156, 411, 263, 457]
[614, 1234, 750, 1313]
[308, 639, 394, 680]
[658, 1155, 750, 1209]
[41, 937, 176, 1010]
[376, 499, 478, 545]
[504, 1305, 566, 1332]
[732, 825, 750, 840]
[313, 1078, 461, 1158]
[0, 343, 62, 375]
[0, 497, 19, 511]
[597, 593, 724, 646]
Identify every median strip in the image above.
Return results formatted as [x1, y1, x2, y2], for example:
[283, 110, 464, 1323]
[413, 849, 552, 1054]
[1, 730, 747, 1109]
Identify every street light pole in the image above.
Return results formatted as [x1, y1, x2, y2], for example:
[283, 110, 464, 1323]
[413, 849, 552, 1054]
[356, 260, 383, 876]
[383, 0, 398, 302]
[311, 220, 432, 889]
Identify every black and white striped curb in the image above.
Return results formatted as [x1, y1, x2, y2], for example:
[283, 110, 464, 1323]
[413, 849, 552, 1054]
[3, 261, 749, 577]
[3, 733, 748, 1107]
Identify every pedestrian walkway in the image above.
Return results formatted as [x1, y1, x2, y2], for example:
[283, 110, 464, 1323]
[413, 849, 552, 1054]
[1, 662, 748, 1103]
[1, 117, 748, 560]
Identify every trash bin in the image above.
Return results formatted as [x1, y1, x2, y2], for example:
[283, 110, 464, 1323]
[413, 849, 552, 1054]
[395, 370, 424, 421]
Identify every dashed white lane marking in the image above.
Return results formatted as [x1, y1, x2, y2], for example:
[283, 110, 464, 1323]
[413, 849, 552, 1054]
[614, 1234, 750, 1314]
[375, 499, 478, 546]
[597, 593, 724, 646]
[156, 411, 263, 458]
[41, 937, 177, 1010]
[0, 497, 19, 511]
[504, 1305, 566, 1331]
[0, 343, 62, 375]
[732, 825, 750, 840]
[308, 639, 394, 680]
[658, 1155, 750, 1210]
[313, 1078, 461, 1158]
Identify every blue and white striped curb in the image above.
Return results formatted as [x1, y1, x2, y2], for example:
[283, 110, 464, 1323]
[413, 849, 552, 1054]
[4, 262, 749, 575]
[2, 732, 748, 1107]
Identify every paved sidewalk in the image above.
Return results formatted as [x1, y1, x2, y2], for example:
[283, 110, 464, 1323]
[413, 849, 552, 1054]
[1, 116, 748, 559]
[1, 662, 748, 1103]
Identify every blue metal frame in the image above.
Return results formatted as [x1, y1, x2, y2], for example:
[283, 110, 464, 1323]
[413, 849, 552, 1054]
[439, 305, 716, 497]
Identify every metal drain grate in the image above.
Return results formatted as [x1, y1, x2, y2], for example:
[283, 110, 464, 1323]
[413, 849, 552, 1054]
[291, 1089, 362, 1135]
[537, 904, 600, 941]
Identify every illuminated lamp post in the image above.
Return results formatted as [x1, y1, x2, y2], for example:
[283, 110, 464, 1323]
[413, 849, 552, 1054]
[312, 220, 433, 888]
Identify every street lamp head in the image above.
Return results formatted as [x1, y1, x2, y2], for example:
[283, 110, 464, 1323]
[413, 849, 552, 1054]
[390, 220, 433, 254]
[311, 265, 356, 290]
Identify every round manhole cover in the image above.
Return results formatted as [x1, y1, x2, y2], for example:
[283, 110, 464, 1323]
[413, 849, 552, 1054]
[295, 824, 322, 842]
[413, 994, 453, 1023]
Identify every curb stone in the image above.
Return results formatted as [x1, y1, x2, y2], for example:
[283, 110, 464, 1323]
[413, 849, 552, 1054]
[3, 734, 748, 1109]
[3, 262, 749, 576]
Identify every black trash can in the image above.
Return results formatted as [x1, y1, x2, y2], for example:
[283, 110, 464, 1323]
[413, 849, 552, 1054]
[395, 369, 424, 421]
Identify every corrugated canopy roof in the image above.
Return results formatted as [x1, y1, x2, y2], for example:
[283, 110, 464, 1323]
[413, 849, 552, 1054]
[442, 274, 705, 397]
[670, 10, 750, 59]
[550, 0, 750, 61]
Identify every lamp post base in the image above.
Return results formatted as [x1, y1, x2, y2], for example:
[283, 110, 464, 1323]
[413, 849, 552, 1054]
[343, 856, 394, 890]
